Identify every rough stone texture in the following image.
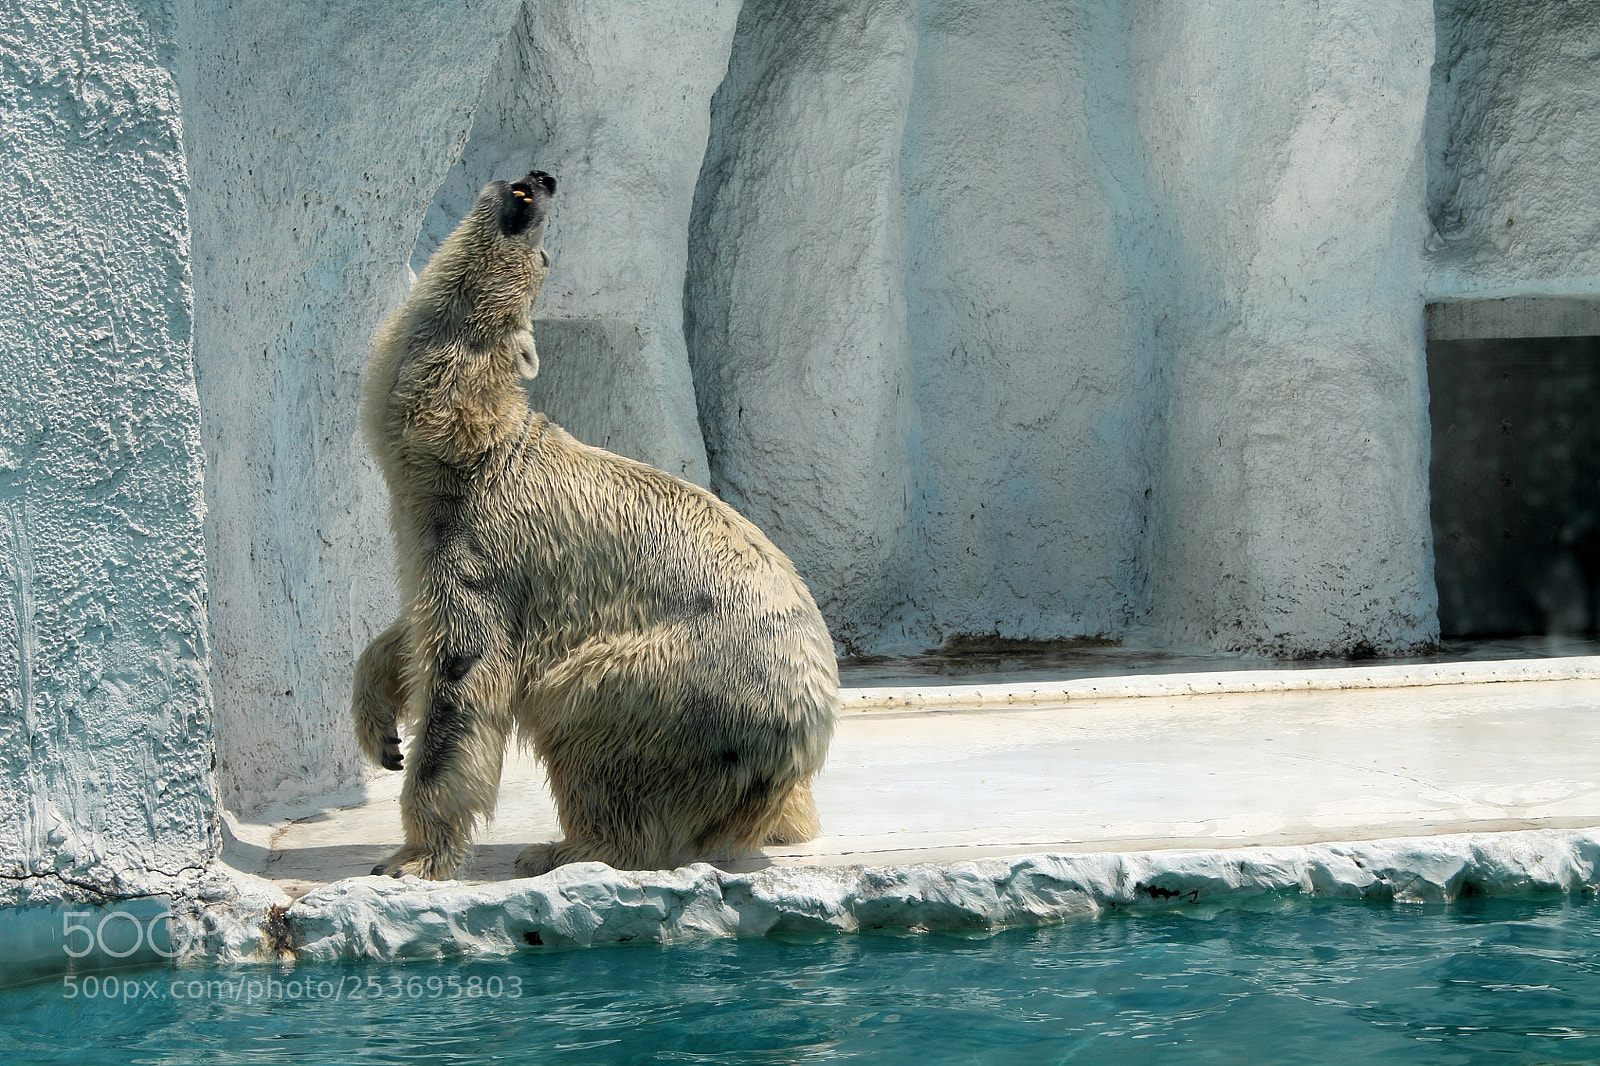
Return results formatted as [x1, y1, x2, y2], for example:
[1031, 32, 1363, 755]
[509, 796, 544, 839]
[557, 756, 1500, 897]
[1136, 1, 1439, 655]
[278, 828, 1600, 960]
[416, 0, 740, 485]
[687, 0, 919, 652]
[899, 0, 1158, 648]
[178, 0, 526, 814]
[689, 0, 1439, 657]
[0, 0, 217, 897]
[1427, 0, 1600, 298]
[7, 827, 1595, 979]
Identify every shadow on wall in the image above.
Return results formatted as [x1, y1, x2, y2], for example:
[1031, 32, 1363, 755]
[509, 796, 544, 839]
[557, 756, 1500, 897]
[522, 319, 659, 464]
[183, 0, 532, 816]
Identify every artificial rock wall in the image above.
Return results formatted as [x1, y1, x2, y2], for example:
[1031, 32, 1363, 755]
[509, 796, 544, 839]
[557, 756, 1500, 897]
[184, 0, 1455, 812]
[0, 0, 217, 898]
[1420, 0, 1600, 640]
[689, 0, 1439, 656]
[1135, 2, 1438, 655]
[180, 0, 529, 814]
[4, 0, 1476, 828]
[19, 0, 1600, 845]
[415, 0, 739, 487]
[1426, 0, 1600, 298]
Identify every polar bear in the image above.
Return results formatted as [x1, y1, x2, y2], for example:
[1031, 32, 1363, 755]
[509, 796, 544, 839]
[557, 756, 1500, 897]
[352, 171, 837, 881]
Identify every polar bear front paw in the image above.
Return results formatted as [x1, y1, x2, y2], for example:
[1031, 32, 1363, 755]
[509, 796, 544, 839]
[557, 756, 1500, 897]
[513, 842, 562, 878]
[370, 846, 459, 881]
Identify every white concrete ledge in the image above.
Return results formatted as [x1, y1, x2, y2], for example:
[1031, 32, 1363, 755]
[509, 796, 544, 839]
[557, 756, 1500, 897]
[12, 666, 1595, 980]
[841, 656, 1600, 712]
[266, 827, 1600, 961]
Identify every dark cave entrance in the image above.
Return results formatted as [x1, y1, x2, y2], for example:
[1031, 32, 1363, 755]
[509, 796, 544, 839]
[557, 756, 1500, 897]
[1427, 300, 1600, 638]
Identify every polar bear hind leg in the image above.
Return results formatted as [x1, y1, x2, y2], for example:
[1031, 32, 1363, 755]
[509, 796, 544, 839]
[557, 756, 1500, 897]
[763, 779, 821, 846]
[512, 627, 824, 877]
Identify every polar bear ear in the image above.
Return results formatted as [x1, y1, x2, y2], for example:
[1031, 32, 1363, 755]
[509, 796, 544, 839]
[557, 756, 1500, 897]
[514, 329, 540, 380]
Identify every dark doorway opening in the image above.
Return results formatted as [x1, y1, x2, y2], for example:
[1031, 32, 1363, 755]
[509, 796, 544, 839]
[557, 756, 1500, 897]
[1428, 310, 1600, 638]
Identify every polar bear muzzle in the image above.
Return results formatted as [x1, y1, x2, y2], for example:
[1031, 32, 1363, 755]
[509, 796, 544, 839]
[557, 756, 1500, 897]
[500, 170, 555, 238]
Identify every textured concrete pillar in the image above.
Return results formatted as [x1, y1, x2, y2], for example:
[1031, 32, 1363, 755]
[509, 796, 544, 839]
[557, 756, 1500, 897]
[0, 0, 216, 896]
[1138, 0, 1439, 654]
[687, 0, 919, 653]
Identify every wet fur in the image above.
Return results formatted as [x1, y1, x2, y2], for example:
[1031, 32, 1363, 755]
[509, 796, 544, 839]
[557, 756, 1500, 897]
[353, 173, 837, 880]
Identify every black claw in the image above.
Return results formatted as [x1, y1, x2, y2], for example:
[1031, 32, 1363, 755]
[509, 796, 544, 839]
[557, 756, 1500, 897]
[371, 865, 386, 876]
[381, 752, 403, 771]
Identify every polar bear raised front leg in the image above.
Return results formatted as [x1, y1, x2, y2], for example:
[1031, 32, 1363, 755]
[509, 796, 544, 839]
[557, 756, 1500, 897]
[351, 620, 409, 772]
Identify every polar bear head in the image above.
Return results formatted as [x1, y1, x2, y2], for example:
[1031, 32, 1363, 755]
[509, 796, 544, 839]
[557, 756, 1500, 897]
[412, 169, 557, 340]
[490, 169, 556, 252]
[364, 170, 561, 460]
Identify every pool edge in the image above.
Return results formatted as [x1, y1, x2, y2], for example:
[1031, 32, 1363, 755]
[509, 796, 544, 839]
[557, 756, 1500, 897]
[261, 824, 1600, 961]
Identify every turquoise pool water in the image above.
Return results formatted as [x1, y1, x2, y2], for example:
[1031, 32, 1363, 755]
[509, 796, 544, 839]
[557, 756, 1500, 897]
[3, 896, 1598, 1064]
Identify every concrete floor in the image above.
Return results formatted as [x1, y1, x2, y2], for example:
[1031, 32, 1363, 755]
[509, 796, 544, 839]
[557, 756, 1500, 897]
[228, 659, 1600, 895]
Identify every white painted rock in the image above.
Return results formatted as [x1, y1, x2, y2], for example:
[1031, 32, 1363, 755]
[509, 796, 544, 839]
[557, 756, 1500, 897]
[688, 0, 1441, 657]
[279, 828, 1600, 960]
[0, 0, 215, 895]
[1427, 1, 1600, 295]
